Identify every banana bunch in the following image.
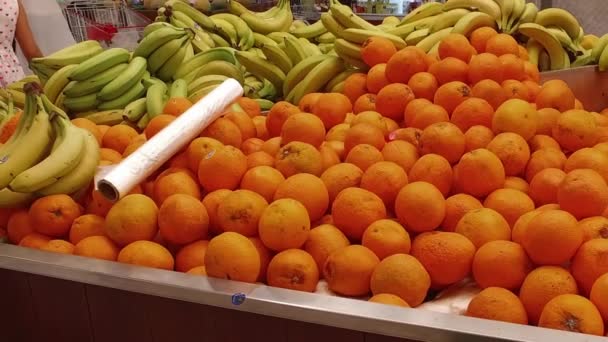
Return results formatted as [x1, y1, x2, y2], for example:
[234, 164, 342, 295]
[0, 83, 100, 208]
[228, 0, 293, 35]
[30, 41, 103, 85]
[591, 34, 608, 72]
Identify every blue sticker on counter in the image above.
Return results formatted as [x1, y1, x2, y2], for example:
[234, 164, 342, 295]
[231, 293, 246, 305]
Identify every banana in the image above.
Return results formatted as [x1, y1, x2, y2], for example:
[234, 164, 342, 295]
[333, 38, 363, 61]
[268, 31, 293, 43]
[317, 32, 336, 44]
[442, 0, 501, 21]
[286, 56, 345, 105]
[30, 40, 103, 68]
[187, 75, 229, 95]
[174, 47, 238, 79]
[9, 115, 84, 193]
[122, 98, 148, 122]
[254, 98, 274, 111]
[340, 28, 406, 50]
[170, 79, 189, 98]
[209, 32, 231, 47]
[0, 188, 34, 208]
[235, 50, 286, 96]
[405, 28, 430, 46]
[146, 83, 168, 119]
[598, 46, 608, 72]
[0, 89, 33, 154]
[592, 34, 608, 63]
[148, 35, 190, 74]
[7, 81, 25, 91]
[253, 32, 279, 48]
[329, 0, 378, 31]
[143, 22, 177, 37]
[249, 47, 266, 59]
[291, 20, 308, 30]
[283, 35, 309, 65]
[386, 16, 436, 39]
[239, 0, 293, 34]
[546, 27, 581, 54]
[256, 79, 277, 99]
[399, 1, 443, 25]
[195, 60, 244, 84]
[535, 7, 581, 41]
[329, 80, 345, 93]
[571, 50, 594, 68]
[496, 0, 514, 30]
[318, 43, 334, 55]
[0, 93, 52, 189]
[229, 0, 280, 18]
[324, 69, 358, 92]
[142, 76, 165, 90]
[526, 39, 543, 67]
[518, 23, 568, 70]
[76, 110, 124, 125]
[188, 83, 221, 103]
[36, 130, 99, 196]
[416, 27, 453, 53]
[452, 12, 496, 37]
[64, 63, 128, 98]
[5, 89, 25, 108]
[505, 0, 525, 32]
[212, 17, 239, 47]
[261, 44, 293, 74]
[133, 26, 188, 58]
[170, 0, 215, 31]
[98, 56, 147, 101]
[184, 41, 195, 61]
[428, 8, 470, 33]
[508, 2, 538, 33]
[63, 93, 99, 113]
[137, 114, 151, 131]
[157, 37, 190, 82]
[538, 49, 551, 72]
[283, 54, 330, 96]
[69, 48, 130, 82]
[340, 54, 369, 70]
[320, 12, 346, 39]
[42, 64, 78, 104]
[291, 20, 327, 39]
[304, 40, 323, 56]
[98, 82, 146, 111]
[211, 13, 254, 50]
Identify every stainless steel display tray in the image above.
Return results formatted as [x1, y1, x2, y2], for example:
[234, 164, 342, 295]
[0, 244, 604, 342]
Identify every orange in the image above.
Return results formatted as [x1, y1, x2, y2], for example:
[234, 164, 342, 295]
[455, 208, 511, 248]
[578, 216, 608, 242]
[73, 235, 119, 260]
[525, 148, 567, 182]
[71, 118, 102, 143]
[298, 92, 322, 113]
[275, 141, 323, 177]
[320, 163, 363, 203]
[168, 150, 189, 169]
[522, 209, 582, 265]
[468, 53, 503, 84]
[345, 144, 384, 172]
[564, 147, 608, 183]
[18, 233, 51, 249]
[528, 168, 566, 206]
[464, 125, 495, 152]
[553, 109, 599, 151]
[343, 73, 369, 105]
[471, 79, 507, 110]
[258, 198, 310, 251]
[538, 294, 605, 336]
[29, 194, 82, 237]
[236, 97, 261, 118]
[366, 63, 390, 94]
[362, 219, 411, 260]
[225, 111, 256, 141]
[40, 239, 75, 254]
[186, 137, 224, 173]
[351, 111, 388, 136]
[332, 187, 387, 240]
[99, 148, 122, 163]
[102, 124, 138, 154]
[312, 93, 352, 129]
[175, 240, 209, 272]
[485, 33, 519, 56]
[202, 190, 231, 235]
[524, 79, 541, 101]
[370, 253, 431, 307]
[438, 33, 474, 62]
[404, 98, 432, 127]
[304, 224, 350, 273]
[216, 189, 267, 237]
[590, 273, 608, 323]
[280, 112, 325, 148]
[407, 71, 438, 101]
[201, 117, 242, 148]
[375, 83, 415, 121]
[492, 99, 538, 141]
[442, 194, 483, 232]
[153, 169, 201, 205]
[501, 79, 529, 101]
[595, 141, 608, 155]
[394, 181, 445, 233]
[529, 134, 561, 152]
[518, 45, 530, 61]
[104, 194, 158, 246]
[353, 93, 377, 113]
[411, 231, 476, 287]
[498, 54, 526, 81]
[117, 240, 174, 270]
[163, 97, 192, 116]
[325, 123, 350, 142]
[536, 79, 576, 112]
[382, 140, 419, 172]
[240, 165, 285, 202]
[6, 209, 33, 244]
[144, 114, 175, 139]
[266, 101, 300, 137]
[69, 214, 106, 245]
[571, 239, 608, 296]
[246, 151, 274, 169]
[361, 37, 397, 67]
[469, 27, 498, 54]
[483, 188, 535, 227]
[519, 266, 579, 324]
[186, 266, 206, 276]
[433, 81, 471, 115]
[472, 240, 532, 290]
[535, 108, 561, 135]
[249, 237, 271, 282]
[205, 232, 260, 283]
[408, 154, 452, 197]
[454, 148, 505, 198]
[267, 249, 319, 292]
[558, 169, 608, 220]
[419, 122, 466, 164]
[385, 46, 427, 84]
[324, 245, 380, 296]
[408, 103, 450, 130]
[512, 210, 540, 245]
[368, 294, 410, 307]
[198, 145, 247, 192]
[252, 116, 269, 140]
[504, 176, 529, 193]
[273, 173, 329, 223]
[158, 194, 208, 245]
[360, 161, 408, 207]
[466, 287, 528, 325]
[451, 98, 494, 132]
[428, 57, 469, 85]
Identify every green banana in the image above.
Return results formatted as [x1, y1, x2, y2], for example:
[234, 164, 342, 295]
[428, 8, 471, 33]
[329, 0, 378, 31]
[235, 51, 286, 97]
[340, 28, 406, 50]
[170, 79, 189, 98]
[187, 75, 229, 96]
[209, 32, 231, 47]
[195, 60, 244, 84]
[146, 83, 168, 119]
[286, 56, 344, 104]
[133, 26, 188, 58]
[333, 38, 363, 60]
[591, 34, 608, 62]
[253, 32, 279, 48]
[211, 13, 254, 50]
[283, 35, 310, 65]
[283, 54, 330, 96]
[253, 98, 274, 111]
[261, 44, 293, 74]
[76, 110, 124, 125]
[239, 0, 292, 35]
[317, 32, 336, 44]
[42, 64, 78, 104]
[122, 98, 148, 122]
[174, 47, 237, 80]
[156, 37, 191, 82]
[63, 93, 99, 113]
[0, 188, 34, 208]
[399, 1, 444, 25]
[535, 7, 581, 41]
[320, 12, 346, 39]
[291, 20, 327, 39]
[98, 82, 146, 110]
[170, 0, 215, 31]
[64, 63, 128, 98]
[69, 48, 130, 82]
[30, 40, 103, 68]
[416, 27, 453, 53]
[324, 69, 359, 92]
[98, 56, 147, 101]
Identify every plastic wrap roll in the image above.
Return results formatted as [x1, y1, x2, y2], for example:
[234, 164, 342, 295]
[97, 78, 243, 202]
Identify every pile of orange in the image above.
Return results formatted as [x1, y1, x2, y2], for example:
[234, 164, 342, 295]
[2, 27, 608, 337]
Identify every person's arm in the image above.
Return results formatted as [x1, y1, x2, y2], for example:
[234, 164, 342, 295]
[14, 0, 43, 61]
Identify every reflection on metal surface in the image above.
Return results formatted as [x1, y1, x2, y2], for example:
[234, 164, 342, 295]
[0, 244, 605, 342]
[540, 65, 608, 112]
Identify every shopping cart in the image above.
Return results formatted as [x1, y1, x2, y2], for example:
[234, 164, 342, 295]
[61, 0, 151, 48]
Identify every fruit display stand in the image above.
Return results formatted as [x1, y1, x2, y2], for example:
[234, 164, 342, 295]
[0, 243, 604, 342]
